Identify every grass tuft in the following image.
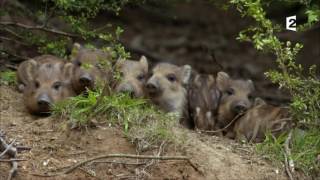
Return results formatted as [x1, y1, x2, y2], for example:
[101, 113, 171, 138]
[256, 128, 320, 176]
[53, 88, 177, 151]
[0, 70, 16, 86]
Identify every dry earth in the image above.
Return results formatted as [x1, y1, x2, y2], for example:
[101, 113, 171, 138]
[0, 85, 289, 180]
[1, 1, 319, 179]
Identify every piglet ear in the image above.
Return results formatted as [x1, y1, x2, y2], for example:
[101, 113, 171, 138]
[17, 59, 38, 92]
[25, 59, 38, 82]
[62, 63, 74, 81]
[216, 71, 230, 90]
[114, 58, 125, 69]
[254, 97, 266, 106]
[247, 79, 255, 91]
[181, 65, 192, 85]
[139, 55, 148, 72]
[70, 43, 82, 61]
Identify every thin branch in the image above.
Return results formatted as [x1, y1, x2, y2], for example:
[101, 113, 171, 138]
[0, 139, 16, 158]
[210, 51, 223, 71]
[91, 160, 146, 166]
[7, 161, 17, 180]
[0, 133, 18, 180]
[0, 50, 30, 61]
[0, 159, 26, 162]
[4, 64, 17, 70]
[200, 113, 245, 134]
[0, 36, 28, 46]
[2, 27, 25, 40]
[31, 154, 191, 177]
[0, 21, 79, 38]
[16, 146, 32, 152]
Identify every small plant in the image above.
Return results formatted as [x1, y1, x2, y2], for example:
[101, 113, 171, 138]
[257, 129, 320, 175]
[229, 0, 320, 177]
[53, 87, 177, 152]
[1, 0, 133, 59]
[0, 70, 16, 86]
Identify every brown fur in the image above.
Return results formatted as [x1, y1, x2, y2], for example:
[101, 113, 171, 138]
[234, 98, 291, 143]
[146, 63, 192, 119]
[70, 43, 112, 94]
[216, 72, 255, 137]
[187, 73, 221, 131]
[115, 56, 149, 98]
[20, 55, 75, 114]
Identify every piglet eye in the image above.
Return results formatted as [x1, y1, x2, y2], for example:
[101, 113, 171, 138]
[137, 74, 145, 81]
[166, 74, 176, 82]
[225, 88, 234, 96]
[34, 81, 40, 88]
[73, 59, 82, 67]
[52, 81, 62, 90]
[248, 94, 254, 100]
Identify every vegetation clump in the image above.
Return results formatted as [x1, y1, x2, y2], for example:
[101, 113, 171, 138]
[0, 70, 16, 86]
[230, 0, 320, 177]
[53, 88, 178, 152]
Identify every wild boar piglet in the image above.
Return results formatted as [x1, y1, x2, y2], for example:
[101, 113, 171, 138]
[216, 71, 255, 137]
[18, 55, 75, 114]
[115, 56, 148, 98]
[145, 63, 192, 120]
[187, 73, 221, 131]
[234, 97, 291, 143]
[70, 43, 112, 94]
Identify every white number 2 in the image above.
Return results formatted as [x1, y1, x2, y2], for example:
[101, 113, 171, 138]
[286, 15, 296, 31]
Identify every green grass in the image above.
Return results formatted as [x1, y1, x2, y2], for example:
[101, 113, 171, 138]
[0, 70, 16, 86]
[256, 128, 320, 177]
[53, 88, 177, 151]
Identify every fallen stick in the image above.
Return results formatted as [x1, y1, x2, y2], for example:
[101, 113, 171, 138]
[91, 160, 146, 166]
[31, 154, 192, 177]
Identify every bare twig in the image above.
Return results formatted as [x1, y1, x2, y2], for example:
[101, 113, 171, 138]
[0, 21, 79, 38]
[2, 27, 25, 40]
[0, 139, 16, 158]
[0, 36, 28, 46]
[0, 49, 30, 61]
[91, 160, 146, 166]
[16, 146, 31, 152]
[0, 159, 26, 162]
[31, 154, 191, 177]
[139, 141, 166, 178]
[0, 133, 19, 180]
[210, 52, 223, 71]
[283, 130, 295, 180]
[200, 113, 245, 134]
[4, 64, 17, 70]
[7, 160, 18, 180]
